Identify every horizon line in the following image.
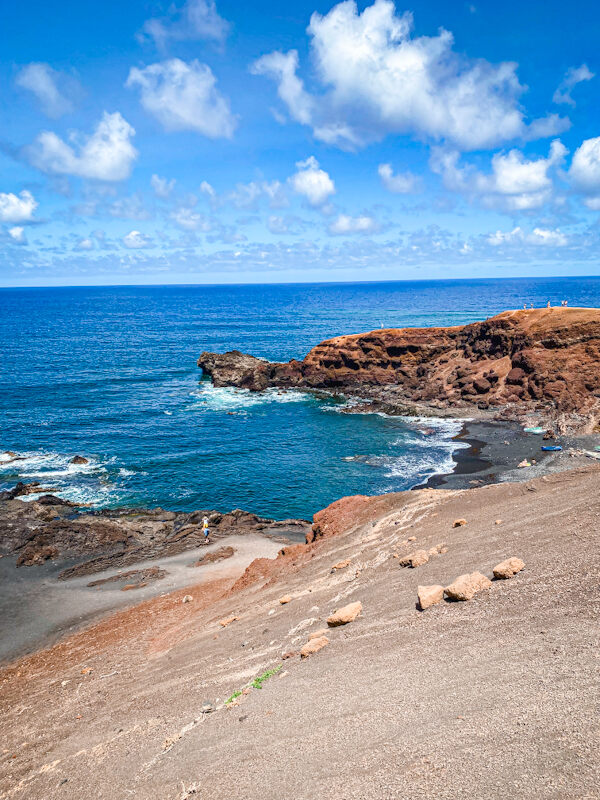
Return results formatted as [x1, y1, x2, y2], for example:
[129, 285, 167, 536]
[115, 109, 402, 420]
[1, 273, 600, 291]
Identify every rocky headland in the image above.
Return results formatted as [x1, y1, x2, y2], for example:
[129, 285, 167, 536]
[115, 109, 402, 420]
[198, 308, 600, 432]
[0, 484, 310, 578]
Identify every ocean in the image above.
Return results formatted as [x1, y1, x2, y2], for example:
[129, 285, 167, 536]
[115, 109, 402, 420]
[2, 276, 599, 520]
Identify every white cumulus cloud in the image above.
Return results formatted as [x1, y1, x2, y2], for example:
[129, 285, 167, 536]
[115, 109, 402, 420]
[139, 0, 229, 48]
[289, 156, 335, 206]
[8, 226, 27, 244]
[122, 230, 152, 248]
[431, 140, 567, 211]
[75, 237, 94, 250]
[250, 50, 314, 125]
[251, 0, 568, 150]
[568, 136, 600, 208]
[27, 112, 137, 181]
[378, 163, 419, 193]
[488, 226, 567, 246]
[553, 64, 594, 107]
[151, 174, 176, 198]
[329, 213, 378, 235]
[0, 190, 38, 223]
[170, 207, 212, 231]
[15, 63, 80, 118]
[126, 59, 236, 138]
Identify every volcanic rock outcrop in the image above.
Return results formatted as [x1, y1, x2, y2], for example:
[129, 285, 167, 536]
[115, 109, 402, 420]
[198, 308, 600, 431]
[0, 486, 311, 578]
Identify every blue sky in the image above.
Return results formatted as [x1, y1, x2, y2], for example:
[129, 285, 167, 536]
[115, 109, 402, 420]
[1, 0, 600, 286]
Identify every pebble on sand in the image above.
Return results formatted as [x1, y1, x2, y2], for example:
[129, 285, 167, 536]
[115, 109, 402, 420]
[327, 601, 363, 627]
[417, 585, 444, 610]
[493, 557, 525, 579]
[444, 572, 492, 601]
[300, 636, 329, 658]
[398, 550, 429, 568]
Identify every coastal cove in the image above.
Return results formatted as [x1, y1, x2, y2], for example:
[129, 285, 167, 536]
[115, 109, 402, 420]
[3, 277, 600, 520]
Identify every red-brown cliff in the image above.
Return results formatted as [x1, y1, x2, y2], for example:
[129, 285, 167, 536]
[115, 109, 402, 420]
[198, 308, 600, 430]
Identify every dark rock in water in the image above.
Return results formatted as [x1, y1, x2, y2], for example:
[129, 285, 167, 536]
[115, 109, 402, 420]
[199, 309, 600, 433]
[70, 455, 89, 465]
[0, 485, 311, 578]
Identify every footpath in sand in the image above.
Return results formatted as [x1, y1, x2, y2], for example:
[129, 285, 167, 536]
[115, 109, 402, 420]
[1, 466, 599, 799]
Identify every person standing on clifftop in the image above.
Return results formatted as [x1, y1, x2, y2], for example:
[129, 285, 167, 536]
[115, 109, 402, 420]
[202, 516, 210, 544]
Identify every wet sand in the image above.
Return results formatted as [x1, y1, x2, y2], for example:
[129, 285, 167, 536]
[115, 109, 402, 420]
[422, 419, 599, 490]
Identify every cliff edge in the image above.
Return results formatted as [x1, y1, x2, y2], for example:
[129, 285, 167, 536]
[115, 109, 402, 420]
[198, 308, 600, 431]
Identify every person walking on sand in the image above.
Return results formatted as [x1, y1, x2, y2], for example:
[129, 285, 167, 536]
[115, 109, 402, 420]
[202, 515, 210, 544]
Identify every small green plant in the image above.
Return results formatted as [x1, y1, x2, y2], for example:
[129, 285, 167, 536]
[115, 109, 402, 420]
[225, 690, 242, 705]
[250, 665, 282, 689]
[224, 664, 282, 705]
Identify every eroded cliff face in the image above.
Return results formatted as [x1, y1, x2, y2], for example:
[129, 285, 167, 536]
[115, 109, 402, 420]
[198, 309, 600, 430]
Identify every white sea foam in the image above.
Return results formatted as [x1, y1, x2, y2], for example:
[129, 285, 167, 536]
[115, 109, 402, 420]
[185, 385, 309, 412]
[0, 449, 125, 508]
[340, 414, 469, 491]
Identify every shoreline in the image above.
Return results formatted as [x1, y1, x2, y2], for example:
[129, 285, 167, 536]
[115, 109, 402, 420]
[422, 416, 599, 491]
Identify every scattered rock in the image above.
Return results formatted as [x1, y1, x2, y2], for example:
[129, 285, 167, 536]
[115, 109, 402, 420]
[453, 519, 467, 528]
[70, 455, 89, 465]
[189, 546, 234, 567]
[331, 558, 351, 572]
[282, 650, 298, 660]
[407, 536, 417, 542]
[398, 549, 429, 568]
[428, 542, 447, 556]
[495, 519, 503, 525]
[327, 601, 363, 627]
[300, 636, 329, 658]
[278, 595, 292, 605]
[219, 615, 238, 627]
[182, 595, 193, 603]
[493, 557, 525, 580]
[16, 545, 59, 567]
[200, 701, 215, 714]
[122, 582, 146, 591]
[87, 566, 166, 588]
[308, 628, 328, 640]
[417, 584, 444, 610]
[444, 572, 492, 601]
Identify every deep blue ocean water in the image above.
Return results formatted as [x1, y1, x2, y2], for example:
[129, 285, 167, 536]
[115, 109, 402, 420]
[1, 277, 599, 520]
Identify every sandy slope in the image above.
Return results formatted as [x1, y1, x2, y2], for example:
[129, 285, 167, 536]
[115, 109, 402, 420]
[1, 466, 599, 799]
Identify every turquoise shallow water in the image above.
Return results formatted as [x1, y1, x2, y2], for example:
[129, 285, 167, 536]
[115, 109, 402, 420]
[1, 277, 599, 519]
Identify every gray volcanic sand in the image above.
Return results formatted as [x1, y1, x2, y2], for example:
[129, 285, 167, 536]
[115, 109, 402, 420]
[430, 419, 600, 489]
[0, 534, 281, 664]
[1, 465, 599, 799]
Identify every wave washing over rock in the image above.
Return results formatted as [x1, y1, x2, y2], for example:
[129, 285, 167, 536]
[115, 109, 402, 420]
[198, 308, 600, 433]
